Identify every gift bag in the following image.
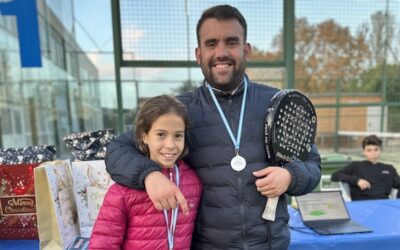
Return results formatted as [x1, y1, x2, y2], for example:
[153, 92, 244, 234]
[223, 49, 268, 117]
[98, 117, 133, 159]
[0, 163, 40, 239]
[70, 160, 113, 237]
[0, 145, 55, 240]
[63, 129, 115, 161]
[35, 160, 79, 250]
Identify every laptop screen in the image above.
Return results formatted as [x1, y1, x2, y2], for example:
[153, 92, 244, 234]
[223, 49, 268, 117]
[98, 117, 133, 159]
[296, 191, 350, 222]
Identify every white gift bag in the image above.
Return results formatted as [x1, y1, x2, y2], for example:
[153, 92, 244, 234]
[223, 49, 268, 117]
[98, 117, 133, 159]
[70, 160, 113, 237]
[35, 160, 79, 249]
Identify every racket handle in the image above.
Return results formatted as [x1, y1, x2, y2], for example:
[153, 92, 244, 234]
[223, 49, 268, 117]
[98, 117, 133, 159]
[262, 196, 279, 221]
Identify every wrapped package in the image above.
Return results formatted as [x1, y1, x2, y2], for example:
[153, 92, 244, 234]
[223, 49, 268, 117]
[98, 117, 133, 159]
[0, 145, 55, 239]
[63, 129, 115, 161]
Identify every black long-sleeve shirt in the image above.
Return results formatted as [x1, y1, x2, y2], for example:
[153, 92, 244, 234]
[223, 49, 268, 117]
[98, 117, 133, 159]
[331, 160, 400, 200]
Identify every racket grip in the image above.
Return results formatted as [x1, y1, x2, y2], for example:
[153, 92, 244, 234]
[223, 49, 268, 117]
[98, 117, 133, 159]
[262, 196, 279, 221]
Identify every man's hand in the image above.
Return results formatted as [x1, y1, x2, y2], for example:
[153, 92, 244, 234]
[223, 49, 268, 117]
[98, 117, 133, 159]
[144, 171, 188, 214]
[253, 167, 291, 197]
[357, 179, 371, 190]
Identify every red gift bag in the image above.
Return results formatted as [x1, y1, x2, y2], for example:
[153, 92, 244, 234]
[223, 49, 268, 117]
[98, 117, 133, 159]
[0, 163, 41, 239]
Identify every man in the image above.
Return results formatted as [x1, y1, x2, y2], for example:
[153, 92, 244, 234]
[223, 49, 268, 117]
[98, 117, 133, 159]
[331, 135, 400, 200]
[106, 5, 321, 249]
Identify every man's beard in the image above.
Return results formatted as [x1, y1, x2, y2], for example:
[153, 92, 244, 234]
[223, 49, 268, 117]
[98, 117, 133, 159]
[202, 58, 246, 92]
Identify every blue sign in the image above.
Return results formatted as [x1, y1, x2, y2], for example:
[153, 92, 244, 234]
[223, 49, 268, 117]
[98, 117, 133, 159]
[0, 0, 42, 67]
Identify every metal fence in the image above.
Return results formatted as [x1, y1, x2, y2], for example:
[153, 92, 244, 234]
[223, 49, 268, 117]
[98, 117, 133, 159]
[112, 0, 400, 166]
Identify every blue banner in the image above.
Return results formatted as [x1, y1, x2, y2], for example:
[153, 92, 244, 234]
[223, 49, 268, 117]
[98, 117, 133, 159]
[0, 0, 42, 67]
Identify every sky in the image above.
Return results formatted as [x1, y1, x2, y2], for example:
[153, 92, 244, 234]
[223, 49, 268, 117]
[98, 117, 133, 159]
[68, 0, 400, 53]
[297, 0, 400, 32]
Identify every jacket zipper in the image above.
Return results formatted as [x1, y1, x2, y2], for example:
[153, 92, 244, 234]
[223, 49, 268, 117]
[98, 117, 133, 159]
[228, 94, 248, 248]
[238, 175, 248, 249]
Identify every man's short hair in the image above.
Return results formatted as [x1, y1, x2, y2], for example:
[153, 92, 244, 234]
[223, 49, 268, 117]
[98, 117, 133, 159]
[196, 5, 247, 45]
[362, 135, 382, 149]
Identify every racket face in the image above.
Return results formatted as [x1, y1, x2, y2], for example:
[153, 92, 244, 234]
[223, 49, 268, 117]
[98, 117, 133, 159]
[265, 90, 317, 165]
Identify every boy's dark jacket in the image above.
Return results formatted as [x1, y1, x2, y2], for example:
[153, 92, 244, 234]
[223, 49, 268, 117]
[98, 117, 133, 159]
[105, 80, 322, 249]
[331, 160, 400, 200]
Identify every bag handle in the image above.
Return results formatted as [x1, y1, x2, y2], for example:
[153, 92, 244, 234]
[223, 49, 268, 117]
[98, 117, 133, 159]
[52, 160, 72, 191]
[86, 165, 111, 187]
[53, 169, 66, 190]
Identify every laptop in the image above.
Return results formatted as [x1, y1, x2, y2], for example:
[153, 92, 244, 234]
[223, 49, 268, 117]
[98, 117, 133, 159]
[295, 191, 372, 235]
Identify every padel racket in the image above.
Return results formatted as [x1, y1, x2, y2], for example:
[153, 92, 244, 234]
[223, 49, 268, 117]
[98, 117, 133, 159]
[262, 89, 317, 221]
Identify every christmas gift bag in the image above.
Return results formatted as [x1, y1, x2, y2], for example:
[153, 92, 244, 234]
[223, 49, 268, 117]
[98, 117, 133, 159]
[35, 160, 79, 250]
[0, 145, 55, 240]
[63, 129, 115, 161]
[0, 163, 40, 239]
[70, 160, 113, 237]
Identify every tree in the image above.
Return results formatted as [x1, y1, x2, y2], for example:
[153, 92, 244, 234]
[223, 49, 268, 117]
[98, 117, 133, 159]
[252, 17, 372, 92]
[352, 64, 400, 132]
[297, 18, 371, 92]
[249, 11, 400, 132]
[369, 11, 395, 66]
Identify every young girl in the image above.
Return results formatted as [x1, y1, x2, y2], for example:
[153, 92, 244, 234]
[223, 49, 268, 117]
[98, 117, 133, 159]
[89, 95, 202, 250]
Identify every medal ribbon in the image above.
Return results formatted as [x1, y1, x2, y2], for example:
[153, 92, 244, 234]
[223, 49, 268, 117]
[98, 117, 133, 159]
[206, 77, 248, 154]
[163, 165, 180, 250]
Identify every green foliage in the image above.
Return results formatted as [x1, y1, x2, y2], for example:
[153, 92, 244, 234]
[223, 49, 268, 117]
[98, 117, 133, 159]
[349, 64, 400, 100]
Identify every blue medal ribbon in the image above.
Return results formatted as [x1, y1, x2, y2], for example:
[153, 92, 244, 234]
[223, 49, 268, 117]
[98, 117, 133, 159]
[206, 77, 248, 155]
[163, 165, 179, 250]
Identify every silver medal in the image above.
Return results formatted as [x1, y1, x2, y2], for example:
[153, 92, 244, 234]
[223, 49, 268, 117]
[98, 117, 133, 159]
[231, 155, 246, 171]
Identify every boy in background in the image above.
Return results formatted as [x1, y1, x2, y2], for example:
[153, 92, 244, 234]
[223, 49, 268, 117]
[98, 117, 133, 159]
[331, 134, 400, 200]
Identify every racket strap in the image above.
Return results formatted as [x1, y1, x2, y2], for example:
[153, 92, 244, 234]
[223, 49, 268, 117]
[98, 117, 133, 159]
[262, 196, 279, 221]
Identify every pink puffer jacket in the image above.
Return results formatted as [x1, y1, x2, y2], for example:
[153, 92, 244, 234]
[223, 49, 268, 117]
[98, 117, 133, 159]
[89, 160, 202, 250]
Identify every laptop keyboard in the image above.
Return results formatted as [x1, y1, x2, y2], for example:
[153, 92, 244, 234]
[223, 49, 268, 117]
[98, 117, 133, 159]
[307, 220, 371, 234]
[313, 220, 351, 229]
[308, 220, 354, 233]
